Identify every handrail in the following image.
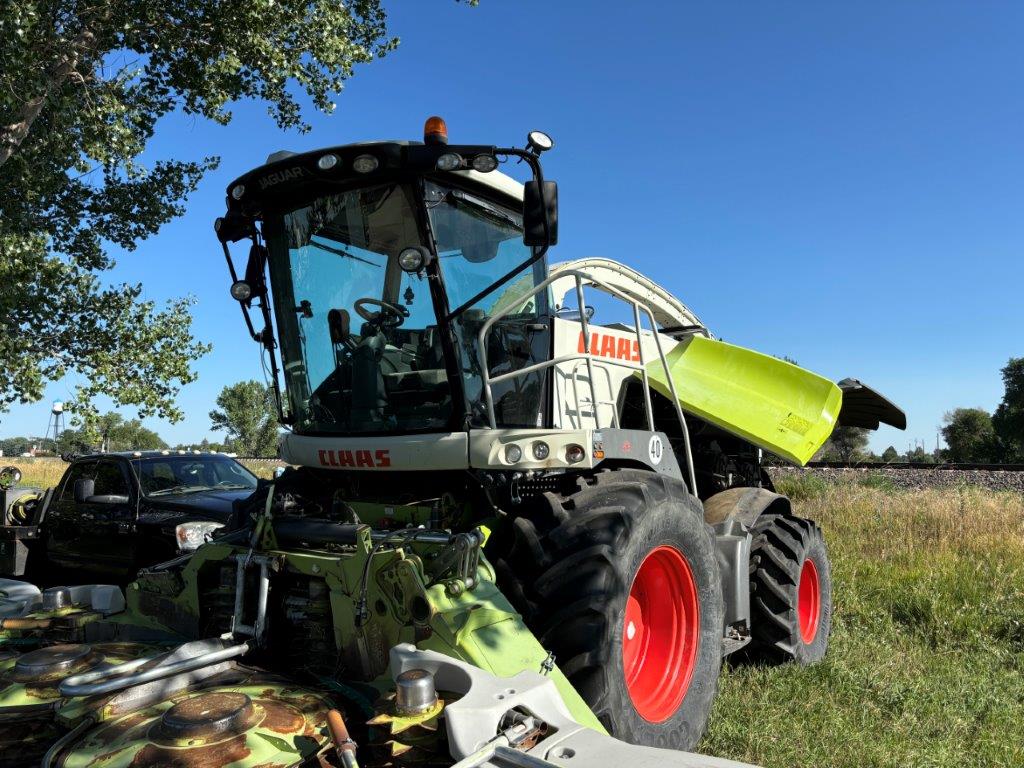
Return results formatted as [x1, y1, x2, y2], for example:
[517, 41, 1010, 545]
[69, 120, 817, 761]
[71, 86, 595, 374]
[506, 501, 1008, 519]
[477, 269, 698, 493]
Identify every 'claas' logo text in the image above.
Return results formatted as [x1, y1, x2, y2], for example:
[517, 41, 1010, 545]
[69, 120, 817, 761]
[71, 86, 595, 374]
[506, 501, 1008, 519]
[317, 449, 392, 468]
[578, 332, 641, 362]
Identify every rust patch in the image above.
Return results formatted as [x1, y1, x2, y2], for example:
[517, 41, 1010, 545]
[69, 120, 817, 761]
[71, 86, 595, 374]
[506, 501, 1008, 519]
[256, 699, 304, 734]
[95, 711, 152, 745]
[130, 733, 250, 767]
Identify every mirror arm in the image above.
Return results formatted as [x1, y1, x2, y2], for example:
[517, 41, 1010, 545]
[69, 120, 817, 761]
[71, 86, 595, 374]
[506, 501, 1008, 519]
[252, 255, 293, 427]
[222, 240, 260, 341]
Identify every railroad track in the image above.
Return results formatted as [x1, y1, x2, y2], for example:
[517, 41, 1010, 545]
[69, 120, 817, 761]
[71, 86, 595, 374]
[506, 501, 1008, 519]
[801, 461, 1024, 472]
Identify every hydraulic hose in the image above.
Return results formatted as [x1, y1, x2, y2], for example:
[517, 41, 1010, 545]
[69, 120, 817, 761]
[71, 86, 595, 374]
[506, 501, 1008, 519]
[327, 709, 360, 768]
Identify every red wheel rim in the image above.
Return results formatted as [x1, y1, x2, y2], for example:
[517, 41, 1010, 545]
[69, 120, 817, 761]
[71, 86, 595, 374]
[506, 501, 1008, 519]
[797, 558, 821, 644]
[621, 545, 700, 723]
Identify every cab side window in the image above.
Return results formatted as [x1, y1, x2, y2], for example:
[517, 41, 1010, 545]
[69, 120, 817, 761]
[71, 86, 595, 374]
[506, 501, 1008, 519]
[93, 461, 130, 497]
[58, 462, 94, 501]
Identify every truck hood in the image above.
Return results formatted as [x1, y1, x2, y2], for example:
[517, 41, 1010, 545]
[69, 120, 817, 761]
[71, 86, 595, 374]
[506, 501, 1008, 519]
[146, 488, 255, 521]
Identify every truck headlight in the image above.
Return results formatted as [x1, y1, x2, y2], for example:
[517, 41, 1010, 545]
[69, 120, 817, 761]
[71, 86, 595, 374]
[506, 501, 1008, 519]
[175, 522, 225, 552]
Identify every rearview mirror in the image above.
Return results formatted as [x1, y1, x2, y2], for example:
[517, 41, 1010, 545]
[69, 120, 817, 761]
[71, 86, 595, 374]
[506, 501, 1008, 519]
[243, 243, 268, 295]
[73, 478, 129, 505]
[523, 180, 558, 247]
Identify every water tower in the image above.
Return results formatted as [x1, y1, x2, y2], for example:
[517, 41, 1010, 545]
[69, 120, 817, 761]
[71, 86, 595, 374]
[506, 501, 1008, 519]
[44, 400, 65, 452]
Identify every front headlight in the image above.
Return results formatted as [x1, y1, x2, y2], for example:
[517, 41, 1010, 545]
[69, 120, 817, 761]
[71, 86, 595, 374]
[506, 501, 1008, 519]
[175, 521, 225, 552]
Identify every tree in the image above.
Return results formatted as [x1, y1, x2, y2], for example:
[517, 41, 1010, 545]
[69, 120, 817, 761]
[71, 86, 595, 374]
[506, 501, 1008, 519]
[1, 1, 470, 422]
[941, 408, 996, 463]
[0, 436, 32, 456]
[209, 381, 279, 457]
[993, 357, 1024, 462]
[56, 428, 94, 455]
[56, 411, 166, 452]
[817, 426, 871, 462]
[881, 445, 899, 463]
[906, 445, 935, 464]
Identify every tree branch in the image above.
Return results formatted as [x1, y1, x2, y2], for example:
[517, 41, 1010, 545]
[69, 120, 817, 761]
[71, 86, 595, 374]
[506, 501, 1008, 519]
[0, 27, 95, 166]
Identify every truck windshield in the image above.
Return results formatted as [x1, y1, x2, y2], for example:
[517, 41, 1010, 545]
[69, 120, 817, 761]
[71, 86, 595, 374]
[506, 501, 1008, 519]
[133, 456, 257, 496]
[265, 179, 547, 435]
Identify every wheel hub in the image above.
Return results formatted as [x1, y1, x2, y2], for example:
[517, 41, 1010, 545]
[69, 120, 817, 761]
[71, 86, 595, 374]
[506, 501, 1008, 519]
[797, 557, 821, 644]
[621, 545, 700, 723]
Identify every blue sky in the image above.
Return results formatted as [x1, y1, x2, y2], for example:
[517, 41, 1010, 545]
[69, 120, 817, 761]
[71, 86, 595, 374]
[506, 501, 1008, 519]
[4, 1, 1022, 454]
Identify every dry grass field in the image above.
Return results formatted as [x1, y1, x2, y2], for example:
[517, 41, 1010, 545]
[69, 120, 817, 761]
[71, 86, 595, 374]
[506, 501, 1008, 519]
[3, 457, 278, 487]
[5, 459, 1022, 766]
[703, 477, 1024, 767]
[3, 458, 67, 488]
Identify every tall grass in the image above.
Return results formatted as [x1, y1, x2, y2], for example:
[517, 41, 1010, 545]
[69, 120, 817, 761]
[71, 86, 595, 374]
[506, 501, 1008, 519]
[703, 485, 1024, 767]
[1, 458, 68, 489]
[2, 457, 279, 487]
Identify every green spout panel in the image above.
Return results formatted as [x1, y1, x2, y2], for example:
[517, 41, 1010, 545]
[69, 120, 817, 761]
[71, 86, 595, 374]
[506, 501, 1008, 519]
[422, 578, 607, 734]
[645, 335, 843, 466]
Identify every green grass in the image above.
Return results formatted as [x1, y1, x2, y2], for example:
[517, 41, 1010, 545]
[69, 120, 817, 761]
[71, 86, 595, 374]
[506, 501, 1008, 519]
[702, 484, 1024, 768]
[9, 459, 1022, 764]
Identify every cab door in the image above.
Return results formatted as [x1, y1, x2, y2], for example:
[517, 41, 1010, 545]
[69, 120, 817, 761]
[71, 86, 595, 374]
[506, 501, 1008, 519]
[46, 460, 95, 567]
[77, 459, 137, 577]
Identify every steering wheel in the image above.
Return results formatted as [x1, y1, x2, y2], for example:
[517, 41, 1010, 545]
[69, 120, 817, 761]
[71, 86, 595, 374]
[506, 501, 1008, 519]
[354, 298, 410, 329]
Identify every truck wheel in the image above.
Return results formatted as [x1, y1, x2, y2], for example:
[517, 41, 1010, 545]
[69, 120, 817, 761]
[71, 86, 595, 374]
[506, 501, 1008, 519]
[490, 469, 722, 750]
[748, 513, 832, 663]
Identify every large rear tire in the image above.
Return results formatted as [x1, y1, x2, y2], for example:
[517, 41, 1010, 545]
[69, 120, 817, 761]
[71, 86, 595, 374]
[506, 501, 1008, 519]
[748, 513, 832, 663]
[489, 469, 723, 750]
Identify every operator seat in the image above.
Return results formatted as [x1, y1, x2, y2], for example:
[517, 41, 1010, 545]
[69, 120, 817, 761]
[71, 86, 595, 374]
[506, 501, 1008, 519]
[328, 308, 352, 348]
[351, 320, 388, 428]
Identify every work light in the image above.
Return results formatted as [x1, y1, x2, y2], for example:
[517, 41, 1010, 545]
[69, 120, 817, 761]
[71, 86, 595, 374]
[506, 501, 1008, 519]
[436, 153, 462, 172]
[352, 154, 379, 173]
[471, 154, 498, 173]
[230, 280, 252, 302]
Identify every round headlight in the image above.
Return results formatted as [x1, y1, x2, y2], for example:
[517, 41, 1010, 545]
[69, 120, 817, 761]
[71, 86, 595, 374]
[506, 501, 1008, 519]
[532, 441, 550, 460]
[566, 444, 586, 464]
[317, 153, 340, 170]
[504, 444, 523, 464]
[471, 154, 498, 173]
[352, 154, 379, 173]
[230, 280, 252, 302]
[230, 184, 245, 200]
[399, 247, 425, 272]
[436, 153, 462, 172]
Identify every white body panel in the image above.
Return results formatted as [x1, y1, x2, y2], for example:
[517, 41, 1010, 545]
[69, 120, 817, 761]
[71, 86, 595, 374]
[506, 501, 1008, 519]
[279, 431, 470, 471]
[551, 318, 681, 431]
[549, 258, 710, 335]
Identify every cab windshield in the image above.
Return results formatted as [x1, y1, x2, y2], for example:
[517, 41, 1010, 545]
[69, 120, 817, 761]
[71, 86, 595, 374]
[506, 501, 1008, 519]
[266, 179, 548, 435]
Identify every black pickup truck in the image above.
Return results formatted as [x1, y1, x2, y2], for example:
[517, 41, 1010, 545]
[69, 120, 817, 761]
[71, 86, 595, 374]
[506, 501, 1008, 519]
[0, 451, 259, 584]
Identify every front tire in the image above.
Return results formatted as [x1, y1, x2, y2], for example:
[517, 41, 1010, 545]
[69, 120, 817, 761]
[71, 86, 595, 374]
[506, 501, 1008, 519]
[748, 513, 832, 663]
[489, 470, 723, 750]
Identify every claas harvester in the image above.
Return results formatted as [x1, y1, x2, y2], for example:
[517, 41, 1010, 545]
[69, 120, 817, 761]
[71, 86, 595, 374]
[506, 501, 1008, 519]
[0, 118, 904, 768]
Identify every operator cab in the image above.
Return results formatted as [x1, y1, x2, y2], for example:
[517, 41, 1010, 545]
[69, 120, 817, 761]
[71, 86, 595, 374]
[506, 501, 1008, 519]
[216, 119, 558, 437]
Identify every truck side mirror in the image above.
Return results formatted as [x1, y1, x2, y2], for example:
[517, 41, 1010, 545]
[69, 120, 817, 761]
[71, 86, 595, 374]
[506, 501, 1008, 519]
[244, 243, 268, 291]
[523, 180, 558, 247]
[74, 478, 95, 503]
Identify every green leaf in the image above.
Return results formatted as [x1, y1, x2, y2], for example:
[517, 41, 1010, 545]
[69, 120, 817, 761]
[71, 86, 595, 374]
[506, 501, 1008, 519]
[256, 731, 300, 754]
